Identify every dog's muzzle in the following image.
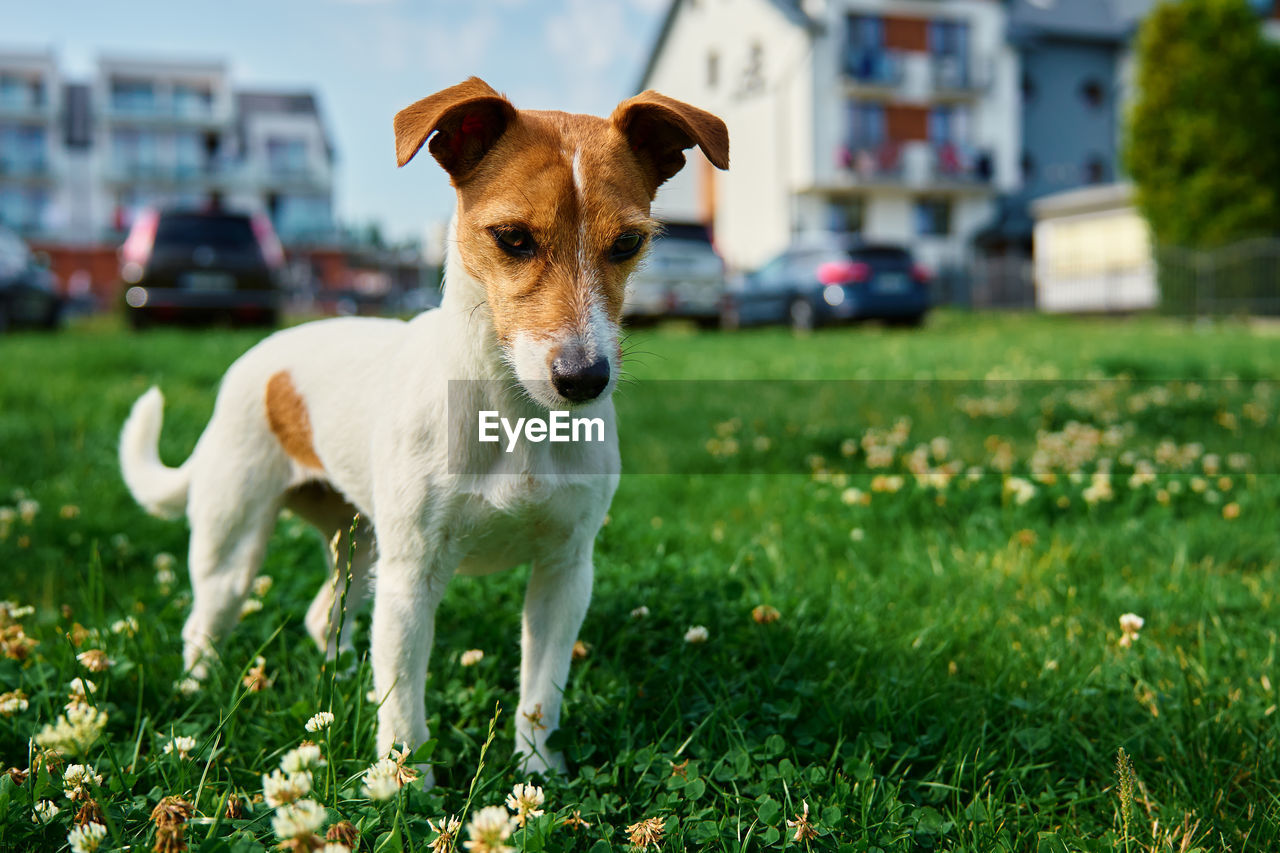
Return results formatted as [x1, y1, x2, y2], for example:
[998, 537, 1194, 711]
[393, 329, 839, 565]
[550, 346, 610, 403]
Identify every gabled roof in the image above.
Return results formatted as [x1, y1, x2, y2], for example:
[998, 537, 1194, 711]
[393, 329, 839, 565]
[635, 0, 817, 93]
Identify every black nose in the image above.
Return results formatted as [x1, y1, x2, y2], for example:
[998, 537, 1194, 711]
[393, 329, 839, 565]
[550, 354, 610, 403]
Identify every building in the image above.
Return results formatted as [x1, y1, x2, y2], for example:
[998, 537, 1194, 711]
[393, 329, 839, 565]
[0, 50, 339, 301]
[638, 0, 1020, 273]
[1031, 182, 1155, 313]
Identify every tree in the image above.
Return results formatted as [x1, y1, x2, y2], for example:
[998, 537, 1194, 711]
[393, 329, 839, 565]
[1125, 0, 1280, 249]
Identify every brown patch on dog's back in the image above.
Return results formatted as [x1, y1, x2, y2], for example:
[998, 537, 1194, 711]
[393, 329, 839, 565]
[265, 371, 323, 470]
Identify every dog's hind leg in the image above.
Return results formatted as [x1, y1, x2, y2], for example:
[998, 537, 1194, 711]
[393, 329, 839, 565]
[181, 458, 288, 680]
[515, 539, 595, 776]
[285, 483, 374, 659]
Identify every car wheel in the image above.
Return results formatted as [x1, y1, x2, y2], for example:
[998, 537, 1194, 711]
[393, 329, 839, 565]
[789, 298, 816, 333]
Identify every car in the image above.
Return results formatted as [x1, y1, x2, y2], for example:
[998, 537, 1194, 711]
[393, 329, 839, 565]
[119, 207, 285, 328]
[722, 235, 931, 331]
[0, 225, 62, 332]
[624, 221, 726, 326]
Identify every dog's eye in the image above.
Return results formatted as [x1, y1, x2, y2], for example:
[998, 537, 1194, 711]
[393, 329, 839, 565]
[609, 232, 644, 261]
[491, 227, 536, 258]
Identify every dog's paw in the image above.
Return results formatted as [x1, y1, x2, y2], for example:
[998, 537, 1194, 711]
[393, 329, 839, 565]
[519, 749, 567, 778]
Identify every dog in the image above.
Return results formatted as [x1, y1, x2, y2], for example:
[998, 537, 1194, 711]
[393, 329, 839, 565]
[119, 77, 728, 782]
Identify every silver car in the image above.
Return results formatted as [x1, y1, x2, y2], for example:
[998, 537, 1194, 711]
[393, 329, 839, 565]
[624, 222, 726, 326]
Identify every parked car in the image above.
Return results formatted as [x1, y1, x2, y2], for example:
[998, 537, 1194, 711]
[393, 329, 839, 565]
[119, 207, 285, 328]
[0, 225, 62, 332]
[722, 235, 931, 331]
[624, 221, 726, 326]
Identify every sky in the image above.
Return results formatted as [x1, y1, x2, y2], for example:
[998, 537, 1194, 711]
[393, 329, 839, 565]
[1, 0, 670, 243]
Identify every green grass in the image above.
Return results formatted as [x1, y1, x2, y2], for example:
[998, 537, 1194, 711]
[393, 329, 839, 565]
[1, 311, 1278, 851]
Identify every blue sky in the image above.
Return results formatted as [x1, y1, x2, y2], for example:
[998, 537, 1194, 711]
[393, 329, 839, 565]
[2, 0, 670, 243]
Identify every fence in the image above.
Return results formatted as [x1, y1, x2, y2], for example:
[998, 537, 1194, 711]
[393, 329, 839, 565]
[1155, 237, 1280, 316]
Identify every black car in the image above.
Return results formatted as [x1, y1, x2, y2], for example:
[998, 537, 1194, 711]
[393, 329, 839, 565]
[0, 226, 62, 332]
[723, 236, 930, 331]
[120, 207, 284, 328]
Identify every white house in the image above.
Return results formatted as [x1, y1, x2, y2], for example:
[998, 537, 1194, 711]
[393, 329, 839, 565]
[638, 0, 1020, 273]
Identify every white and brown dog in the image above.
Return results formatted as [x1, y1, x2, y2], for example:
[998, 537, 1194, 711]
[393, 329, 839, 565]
[119, 78, 728, 781]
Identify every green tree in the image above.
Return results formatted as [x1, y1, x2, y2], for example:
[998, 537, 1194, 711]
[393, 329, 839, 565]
[1125, 0, 1280, 249]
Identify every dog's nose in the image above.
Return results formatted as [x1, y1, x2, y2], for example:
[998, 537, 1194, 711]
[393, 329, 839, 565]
[550, 353, 610, 403]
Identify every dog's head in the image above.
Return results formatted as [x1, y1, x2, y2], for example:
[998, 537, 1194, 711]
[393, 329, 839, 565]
[394, 78, 728, 409]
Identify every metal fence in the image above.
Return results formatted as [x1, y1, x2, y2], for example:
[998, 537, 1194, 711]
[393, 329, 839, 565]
[1155, 237, 1280, 316]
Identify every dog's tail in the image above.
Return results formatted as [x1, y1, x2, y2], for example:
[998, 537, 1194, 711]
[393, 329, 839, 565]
[119, 387, 191, 520]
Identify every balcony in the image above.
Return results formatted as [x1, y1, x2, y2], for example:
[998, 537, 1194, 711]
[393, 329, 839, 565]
[832, 140, 993, 189]
[841, 49, 905, 91]
[0, 159, 52, 181]
[105, 159, 239, 187]
[930, 54, 988, 97]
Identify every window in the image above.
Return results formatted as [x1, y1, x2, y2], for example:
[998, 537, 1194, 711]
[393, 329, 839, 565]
[1021, 152, 1036, 182]
[111, 79, 157, 115]
[707, 51, 719, 88]
[1021, 72, 1037, 104]
[1080, 78, 1105, 109]
[828, 197, 865, 233]
[267, 138, 309, 176]
[173, 84, 213, 118]
[1084, 155, 1108, 184]
[741, 42, 765, 95]
[914, 198, 951, 236]
[848, 100, 886, 148]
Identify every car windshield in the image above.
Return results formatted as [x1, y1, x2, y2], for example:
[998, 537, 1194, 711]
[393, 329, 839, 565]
[849, 246, 913, 271]
[154, 214, 257, 250]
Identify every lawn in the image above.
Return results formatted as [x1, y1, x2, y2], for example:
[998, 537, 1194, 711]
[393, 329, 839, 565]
[1, 311, 1278, 851]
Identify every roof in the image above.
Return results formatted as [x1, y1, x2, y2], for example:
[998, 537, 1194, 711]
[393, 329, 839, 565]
[1007, 0, 1153, 44]
[1031, 181, 1135, 219]
[635, 0, 817, 93]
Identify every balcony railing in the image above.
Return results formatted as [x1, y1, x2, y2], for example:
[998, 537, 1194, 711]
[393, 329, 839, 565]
[930, 54, 987, 94]
[835, 141, 994, 187]
[842, 49, 905, 87]
[0, 159, 51, 179]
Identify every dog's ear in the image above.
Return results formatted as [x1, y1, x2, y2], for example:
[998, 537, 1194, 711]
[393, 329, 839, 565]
[611, 91, 729, 196]
[394, 77, 517, 179]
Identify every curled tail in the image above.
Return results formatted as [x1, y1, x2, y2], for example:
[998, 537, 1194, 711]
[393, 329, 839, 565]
[119, 387, 191, 519]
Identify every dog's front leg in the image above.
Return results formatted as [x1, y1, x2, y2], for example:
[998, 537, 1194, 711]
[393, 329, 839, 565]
[516, 540, 595, 776]
[370, 544, 455, 787]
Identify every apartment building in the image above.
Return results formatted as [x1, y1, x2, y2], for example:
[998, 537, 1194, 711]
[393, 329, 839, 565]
[0, 49, 60, 237]
[639, 0, 1018, 272]
[0, 51, 336, 250]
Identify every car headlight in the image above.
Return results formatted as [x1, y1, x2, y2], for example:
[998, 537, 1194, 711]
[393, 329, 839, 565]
[125, 286, 149, 308]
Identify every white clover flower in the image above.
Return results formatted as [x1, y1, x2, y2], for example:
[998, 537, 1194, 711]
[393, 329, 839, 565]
[464, 805, 516, 853]
[0, 600, 35, 623]
[271, 798, 326, 840]
[32, 799, 60, 823]
[1004, 476, 1037, 505]
[684, 625, 709, 644]
[76, 650, 114, 672]
[281, 743, 326, 775]
[67, 821, 107, 853]
[321, 844, 352, 853]
[262, 768, 313, 807]
[630, 605, 650, 619]
[252, 575, 274, 597]
[0, 689, 29, 715]
[1119, 612, 1145, 648]
[850, 527, 865, 542]
[63, 763, 103, 798]
[18, 498, 40, 524]
[239, 598, 264, 616]
[35, 704, 108, 754]
[175, 677, 201, 696]
[460, 649, 484, 667]
[305, 711, 335, 733]
[163, 735, 197, 759]
[362, 757, 400, 801]
[109, 616, 139, 637]
[505, 782, 546, 827]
